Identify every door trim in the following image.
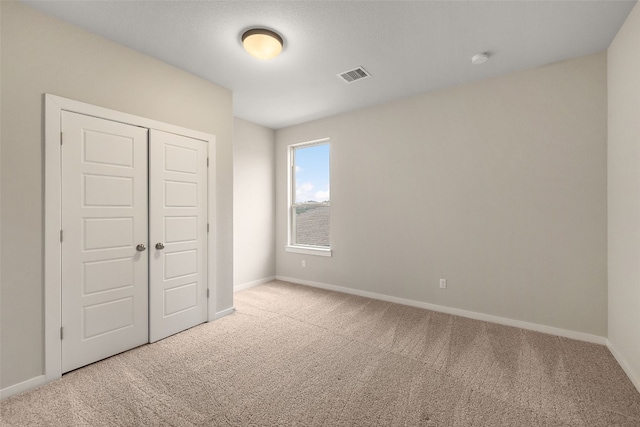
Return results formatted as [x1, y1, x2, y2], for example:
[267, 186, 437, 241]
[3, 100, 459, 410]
[44, 94, 217, 383]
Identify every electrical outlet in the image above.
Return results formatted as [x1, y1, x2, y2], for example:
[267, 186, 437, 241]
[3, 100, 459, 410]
[302, 260, 306, 268]
[439, 279, 446, 289]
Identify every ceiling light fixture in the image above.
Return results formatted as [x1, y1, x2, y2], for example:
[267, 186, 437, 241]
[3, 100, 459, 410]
[242, 28, 283, 60]
[471, 52, 489, 65]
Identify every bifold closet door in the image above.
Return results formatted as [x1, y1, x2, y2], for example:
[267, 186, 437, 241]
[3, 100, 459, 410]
[61, 111, 149, 373]
[149, 129, 208, 343]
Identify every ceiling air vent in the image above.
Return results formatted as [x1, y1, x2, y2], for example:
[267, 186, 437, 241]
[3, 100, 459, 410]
[338, 67, 371, 83]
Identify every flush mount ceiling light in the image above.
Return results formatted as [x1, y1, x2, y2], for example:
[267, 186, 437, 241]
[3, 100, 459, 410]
[242, 28, 283, 60]
[471, 52, 489, 65]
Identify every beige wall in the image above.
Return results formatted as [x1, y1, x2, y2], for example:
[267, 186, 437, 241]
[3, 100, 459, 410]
[233, 118, 276, 287]
[0, 1, 233, 389]
[276, 52, 608, 337]
[608, 3, 640, 389]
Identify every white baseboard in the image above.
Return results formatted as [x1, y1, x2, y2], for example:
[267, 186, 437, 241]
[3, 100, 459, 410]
[275, 276, 606, 345]
[4, 306, 237, 399]
[1, 375, 46, 400]
[234, 276, 276, 292]
[606, 339, 640, 394]
[214, 307, 235, 320]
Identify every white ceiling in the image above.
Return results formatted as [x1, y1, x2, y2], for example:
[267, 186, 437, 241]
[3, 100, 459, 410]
[24, 0, 637, 129]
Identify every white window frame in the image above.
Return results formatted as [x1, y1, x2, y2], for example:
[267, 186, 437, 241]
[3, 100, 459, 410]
[286, 138, 332, 257]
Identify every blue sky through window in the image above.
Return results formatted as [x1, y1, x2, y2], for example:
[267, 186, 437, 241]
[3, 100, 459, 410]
[295, 143, 330, 204]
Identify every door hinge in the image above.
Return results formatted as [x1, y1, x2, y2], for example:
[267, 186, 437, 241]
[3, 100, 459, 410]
[60, 230, 63, 243]
[60, 327, 64, 340]
[60, 132, 63, 145]
[207, 157, 209, 167]
[207, 223, 209, 233]
[206, 289, 210, 298]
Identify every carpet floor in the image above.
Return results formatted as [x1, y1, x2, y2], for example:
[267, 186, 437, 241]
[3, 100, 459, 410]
[1, 280, 639, 426]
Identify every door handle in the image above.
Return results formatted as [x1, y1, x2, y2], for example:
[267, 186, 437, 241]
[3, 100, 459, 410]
[155, 243, 165, 250]
[136, 244, 146, 252]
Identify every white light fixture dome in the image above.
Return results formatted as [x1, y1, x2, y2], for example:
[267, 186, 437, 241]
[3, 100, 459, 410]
[242, 28, 283, 60]
[471, 52, 489, 65]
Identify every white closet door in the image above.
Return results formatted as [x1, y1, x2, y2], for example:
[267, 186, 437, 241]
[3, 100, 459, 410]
[61, 111, 149, 373]
[149, 129, 208, 342]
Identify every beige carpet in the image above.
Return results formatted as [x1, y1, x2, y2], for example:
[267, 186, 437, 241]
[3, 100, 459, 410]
[2, 280, 639, 426]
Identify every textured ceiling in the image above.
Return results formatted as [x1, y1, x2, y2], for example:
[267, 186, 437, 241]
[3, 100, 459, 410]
[23, 0, 637, 129]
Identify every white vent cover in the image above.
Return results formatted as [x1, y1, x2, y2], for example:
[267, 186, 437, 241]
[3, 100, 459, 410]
[338, 67, 371, 83]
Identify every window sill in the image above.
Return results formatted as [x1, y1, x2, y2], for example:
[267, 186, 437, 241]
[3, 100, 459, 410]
[285, 245, 332, 257]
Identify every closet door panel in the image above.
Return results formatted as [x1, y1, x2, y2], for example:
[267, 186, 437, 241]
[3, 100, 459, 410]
[149, 129, 208, 342]
[61, 111, 149, 373]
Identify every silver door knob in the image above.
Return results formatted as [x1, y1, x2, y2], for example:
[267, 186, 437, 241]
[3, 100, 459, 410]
[136, 244, 146, 252]
[155, 243, 165, 250]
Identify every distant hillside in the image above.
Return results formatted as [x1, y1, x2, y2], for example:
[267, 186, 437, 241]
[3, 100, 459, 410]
[296, 206, 329, 247]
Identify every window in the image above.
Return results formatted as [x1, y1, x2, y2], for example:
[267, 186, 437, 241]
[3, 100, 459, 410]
[287, 139, 331, 256]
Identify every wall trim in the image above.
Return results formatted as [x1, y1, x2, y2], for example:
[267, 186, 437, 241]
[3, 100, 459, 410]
[234, 276, 276, 292]
[606, 339, 640, 394]
[214, 307, 236, 320]
[1, 375, 46, 400]
[276, 276, 606, 345]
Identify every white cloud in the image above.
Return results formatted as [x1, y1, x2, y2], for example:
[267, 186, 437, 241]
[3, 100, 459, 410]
[296, 182, 314, 203]
[295, 166, 302, 173]
[297, 183, 330, 203]
[315, 190, 330, 202]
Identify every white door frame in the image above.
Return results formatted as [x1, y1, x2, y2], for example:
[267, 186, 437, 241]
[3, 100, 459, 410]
[44, 94, 217, 383]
